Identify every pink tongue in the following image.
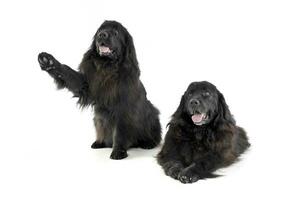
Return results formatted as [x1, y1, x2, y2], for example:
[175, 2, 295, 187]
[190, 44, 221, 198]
[191, 114, 205, 123]
[99, 46, 110, 53]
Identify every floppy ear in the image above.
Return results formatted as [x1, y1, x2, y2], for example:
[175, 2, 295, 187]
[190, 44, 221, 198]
[175, 95, 186, 114]
[89, 31, 98, 52]
[168, 95, 187, 126]
[80, 32, 98, 62]
[124, 31, 139, 66]
[172, 94, 188, 120]
[214, 91, 235, 126]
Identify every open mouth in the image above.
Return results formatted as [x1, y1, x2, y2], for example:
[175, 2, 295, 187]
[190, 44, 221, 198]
[191, 113, 208, 126]
[99, 46, 112, 55]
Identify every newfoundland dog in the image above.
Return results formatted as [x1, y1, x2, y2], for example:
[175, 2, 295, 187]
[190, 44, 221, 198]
[157, 81, 250, 183]
[38, 20, 161, 160]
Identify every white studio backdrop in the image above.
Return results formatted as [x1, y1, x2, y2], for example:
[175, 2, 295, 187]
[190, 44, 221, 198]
[0, 0, 300, 199]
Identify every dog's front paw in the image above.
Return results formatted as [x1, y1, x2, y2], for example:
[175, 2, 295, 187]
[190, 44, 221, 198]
[38, 52, 60, 71]
[110, 149, 128, 160]
[163, 161, 183, 180]
[178, 169, 200, 184]
[166, 165, 182, 179]
[91, 141, 106, 149]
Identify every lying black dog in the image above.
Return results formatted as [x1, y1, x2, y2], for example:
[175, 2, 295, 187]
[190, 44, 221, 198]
[157, 81, 250, 183]
[38, 20, 161, 160]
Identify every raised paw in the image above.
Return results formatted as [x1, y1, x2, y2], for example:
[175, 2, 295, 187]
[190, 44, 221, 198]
[91, 141, 106, 149]
[38, 52, 60, 71]
[177, 169, 200, 184]
[110, 149, 128, 160]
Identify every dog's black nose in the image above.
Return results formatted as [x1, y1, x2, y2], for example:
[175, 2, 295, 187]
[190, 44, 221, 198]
[189, 99, 200, 106]
[99, 31, 109, 39]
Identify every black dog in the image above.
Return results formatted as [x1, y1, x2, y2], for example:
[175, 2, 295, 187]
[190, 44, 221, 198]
[157, 81, 250, 183]
[38, 21, 161, 160]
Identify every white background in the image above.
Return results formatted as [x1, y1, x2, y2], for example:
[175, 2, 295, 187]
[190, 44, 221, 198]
[0, 0, 300, 199]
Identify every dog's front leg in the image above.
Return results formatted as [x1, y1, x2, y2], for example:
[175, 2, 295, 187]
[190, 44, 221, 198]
[38, 52, 90, 105]
[110, 123, 128, 160]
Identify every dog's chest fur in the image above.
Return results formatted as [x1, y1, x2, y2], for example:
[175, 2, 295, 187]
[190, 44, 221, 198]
[80, 59, 139, 108]
[91, 66, 119, 102]
[178, 126, 221, 163]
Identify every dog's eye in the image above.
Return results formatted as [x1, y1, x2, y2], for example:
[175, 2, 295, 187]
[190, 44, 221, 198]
[114, 31, 118, 36]
[203, 92, 211, 97]
[187, 93, 192, 97]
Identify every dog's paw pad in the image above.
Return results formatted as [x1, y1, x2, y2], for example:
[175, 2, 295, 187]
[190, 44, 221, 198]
[38, 52, 58, 71]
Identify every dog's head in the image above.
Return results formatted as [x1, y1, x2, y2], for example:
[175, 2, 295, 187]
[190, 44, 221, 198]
[176, 81, 234, 126]
[92, 20, 137, 64]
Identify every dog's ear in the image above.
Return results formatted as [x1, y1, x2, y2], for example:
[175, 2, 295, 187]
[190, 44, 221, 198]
[124, 32, 138, 66]
[81, 32, 99, 61]
[169, 95, 187, 126]
[90, 31, 98, 52]
[214, 91, 235, 126]
[172, 95, 186, 118]
[177, 95, 186, 112]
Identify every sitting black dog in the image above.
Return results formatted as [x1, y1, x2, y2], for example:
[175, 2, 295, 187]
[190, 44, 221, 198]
[38, 21, 161, 160]
[157, 81, 250, 183]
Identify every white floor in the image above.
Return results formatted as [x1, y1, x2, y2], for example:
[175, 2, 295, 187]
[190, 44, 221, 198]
[0, 101, 298, 199]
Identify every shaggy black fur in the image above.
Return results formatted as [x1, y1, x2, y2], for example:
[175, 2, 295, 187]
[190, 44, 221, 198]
[38, 20, 161, 160]
[157, 81, 250, 183]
